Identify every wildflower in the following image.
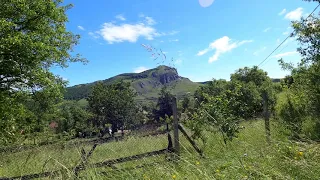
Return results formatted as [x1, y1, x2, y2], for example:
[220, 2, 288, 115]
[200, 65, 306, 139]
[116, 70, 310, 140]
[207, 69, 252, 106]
[196, 161, 200, 165]
[172, 174, 176, 179]
[298, 151, 303, 156]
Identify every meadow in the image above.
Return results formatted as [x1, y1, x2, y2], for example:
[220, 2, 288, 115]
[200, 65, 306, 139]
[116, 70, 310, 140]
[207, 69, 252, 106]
[1, 119, 320, 180]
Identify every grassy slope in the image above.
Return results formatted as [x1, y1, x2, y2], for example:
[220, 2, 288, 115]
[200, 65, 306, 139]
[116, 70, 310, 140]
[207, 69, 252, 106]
[64, 66, 201, 104]
[1, 120, 320, 179]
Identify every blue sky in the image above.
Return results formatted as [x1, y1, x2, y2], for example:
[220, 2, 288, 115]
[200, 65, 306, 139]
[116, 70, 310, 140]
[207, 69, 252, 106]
[52, 0, 319, 86]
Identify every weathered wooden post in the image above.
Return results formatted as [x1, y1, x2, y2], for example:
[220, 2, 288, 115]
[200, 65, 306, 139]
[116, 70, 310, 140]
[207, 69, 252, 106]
[172, 97, 180, 154]
[263, 91, 271, 144]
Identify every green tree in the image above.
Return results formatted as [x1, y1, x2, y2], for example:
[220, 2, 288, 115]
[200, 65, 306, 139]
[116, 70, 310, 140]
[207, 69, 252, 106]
[154, 86, 175, 122]
[87, 81, 138, 135]
[0, 0, 85, 92]
[56, 100, 93, 136]
[230, 66, 276, 119]
[0, 0, 85, 143]
[230, 66, 269, 87]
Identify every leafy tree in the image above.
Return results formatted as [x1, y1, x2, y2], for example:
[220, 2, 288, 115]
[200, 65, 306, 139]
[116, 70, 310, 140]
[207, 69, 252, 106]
[230, 66, 269, 87]
[230, 66, 276, 119]
[190, 83, 240, 145]
[154, 86, 175, 122]
[194, 79, 228, 107]
[0, 0, 85, 92]
[87, 81, 139, 135]
[0, 0, 85, 143]
[56, 100, 93, 136]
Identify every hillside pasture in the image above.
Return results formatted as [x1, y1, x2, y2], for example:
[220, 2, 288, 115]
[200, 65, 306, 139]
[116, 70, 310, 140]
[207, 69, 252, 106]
[1, 120, 320, 179]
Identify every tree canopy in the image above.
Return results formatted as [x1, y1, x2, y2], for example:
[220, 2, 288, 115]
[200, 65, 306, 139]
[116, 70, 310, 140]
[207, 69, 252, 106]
[0, 0, 85, 144]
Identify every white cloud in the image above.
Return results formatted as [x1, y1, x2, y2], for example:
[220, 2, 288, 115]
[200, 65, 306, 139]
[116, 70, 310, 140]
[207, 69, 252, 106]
[197, 36, 253, 63]
[197, 49, 209, 56]
[99, 23, 156, 44]
[253, 47, 267, 56]
[115, 14, 126, 21]
[273, 51, 298, 58]
[145, 16, 156, 25]
[285, 8, 303, 21]
[88, 32, 99, 39]
[133, 66, 149, 73]
[77, 26, 85, 31]
[279, 9, 287, 16]
[97, 16, 177, 44]
[263, 27, 271, 32]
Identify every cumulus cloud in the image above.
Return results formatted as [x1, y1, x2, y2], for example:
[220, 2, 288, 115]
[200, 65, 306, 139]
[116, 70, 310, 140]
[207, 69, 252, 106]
[99, 23, 156, 43]
[77, 26, 85, 31]
[273, 51, 298, 58]
[133, 66, 149, 73]
[278, 9, 287, 16]
[97, 16, 177, 44]
[285, 8, 303, 21]
[115, 14, 126, 21]
[197, 36, 253, 63]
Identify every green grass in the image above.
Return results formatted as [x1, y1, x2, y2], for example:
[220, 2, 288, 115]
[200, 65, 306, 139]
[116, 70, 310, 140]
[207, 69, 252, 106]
[1, 120, 320, 179]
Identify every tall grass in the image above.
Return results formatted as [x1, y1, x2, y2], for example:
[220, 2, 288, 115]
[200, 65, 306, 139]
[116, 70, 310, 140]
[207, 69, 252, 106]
[1, 119, 320, 179]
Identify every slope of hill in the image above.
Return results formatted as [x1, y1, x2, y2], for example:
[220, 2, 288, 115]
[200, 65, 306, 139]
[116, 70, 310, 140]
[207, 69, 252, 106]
[64, 65, 201, 103]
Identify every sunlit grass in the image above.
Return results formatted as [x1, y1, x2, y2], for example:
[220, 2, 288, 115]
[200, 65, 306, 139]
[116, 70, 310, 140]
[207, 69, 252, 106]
[1, 120, 320, 179]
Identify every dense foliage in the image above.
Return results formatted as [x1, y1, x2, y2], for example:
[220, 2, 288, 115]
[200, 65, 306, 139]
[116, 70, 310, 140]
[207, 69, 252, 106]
[0, 0, 85, 144]
[87, 81, 141, 135]
[276, 5, 320, 140]
[188, 66, 279, 144]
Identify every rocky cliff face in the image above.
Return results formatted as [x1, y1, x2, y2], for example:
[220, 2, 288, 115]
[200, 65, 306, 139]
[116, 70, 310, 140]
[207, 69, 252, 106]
[150, 66, 180, 84]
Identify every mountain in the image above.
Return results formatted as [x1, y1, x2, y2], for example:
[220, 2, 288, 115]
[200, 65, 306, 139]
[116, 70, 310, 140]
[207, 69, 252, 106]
[64, 65, 201, 103]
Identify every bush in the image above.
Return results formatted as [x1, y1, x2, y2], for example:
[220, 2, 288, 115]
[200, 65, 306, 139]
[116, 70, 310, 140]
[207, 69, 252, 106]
[276, 91, 307, 139]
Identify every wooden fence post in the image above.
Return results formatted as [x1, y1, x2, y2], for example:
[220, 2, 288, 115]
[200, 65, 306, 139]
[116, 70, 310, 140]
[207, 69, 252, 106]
[172, 97, 180, 154]
[263, 92, 271, 144]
